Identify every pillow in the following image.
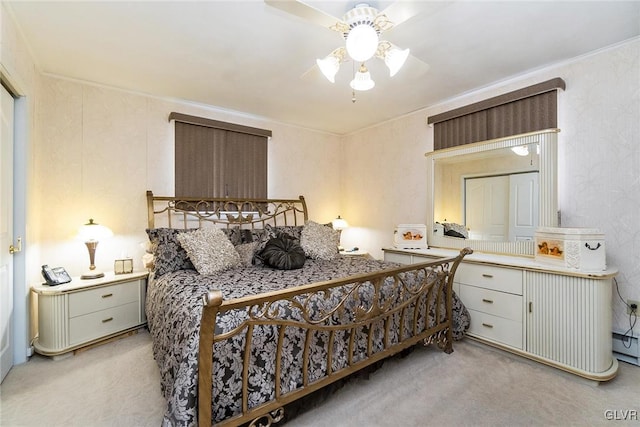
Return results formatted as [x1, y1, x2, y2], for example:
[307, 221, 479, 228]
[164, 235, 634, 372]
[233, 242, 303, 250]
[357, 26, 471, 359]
[247, 228, 266, 244]
[442, 222, 469, 239]
[300, 220, 340, 260]
[146, 228, 195, 277]
[251, 225, 280, 265]
[235, 242, 258, 267]
[176, 227, 241, 275]
[259, 237, 306, 270]
[272, 225, 304, 243]
[223, 227, 255, 246]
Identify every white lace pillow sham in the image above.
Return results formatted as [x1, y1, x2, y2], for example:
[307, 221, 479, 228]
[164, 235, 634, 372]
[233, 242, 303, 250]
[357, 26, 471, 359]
[300, 220, 340, 260]
[177, 227, 241, 275]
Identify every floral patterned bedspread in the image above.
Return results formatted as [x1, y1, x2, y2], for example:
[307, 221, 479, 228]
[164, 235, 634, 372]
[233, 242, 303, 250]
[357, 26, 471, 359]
[146, 256, 470, 426]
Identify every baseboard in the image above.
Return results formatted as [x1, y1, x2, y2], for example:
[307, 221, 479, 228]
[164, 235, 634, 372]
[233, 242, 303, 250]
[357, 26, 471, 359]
[612, 330, 639, 366]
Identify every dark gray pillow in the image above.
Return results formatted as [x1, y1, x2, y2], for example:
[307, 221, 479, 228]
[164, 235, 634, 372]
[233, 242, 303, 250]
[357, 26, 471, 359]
[146, 228, 195, 277]
[259, 237, 306, 270]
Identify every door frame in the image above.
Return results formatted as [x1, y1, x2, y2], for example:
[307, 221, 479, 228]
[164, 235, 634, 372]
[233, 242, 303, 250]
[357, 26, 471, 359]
[1, 68, 29, 367]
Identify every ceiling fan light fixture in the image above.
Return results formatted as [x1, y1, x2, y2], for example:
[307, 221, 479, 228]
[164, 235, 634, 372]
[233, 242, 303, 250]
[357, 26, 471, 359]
[385, 47, 410, 77]
[350, 64, 375, 91]
[345, 24, 379, 62]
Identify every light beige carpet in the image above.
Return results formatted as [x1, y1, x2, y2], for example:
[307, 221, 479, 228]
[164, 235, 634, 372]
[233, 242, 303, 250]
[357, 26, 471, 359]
[0, 329, 638, 426]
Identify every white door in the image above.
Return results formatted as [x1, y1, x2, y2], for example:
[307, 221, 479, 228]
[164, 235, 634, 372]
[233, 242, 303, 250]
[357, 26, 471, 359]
[1, 84, 15, 382]
[465, 175, 509, 241]
[508, 172, 539, 241]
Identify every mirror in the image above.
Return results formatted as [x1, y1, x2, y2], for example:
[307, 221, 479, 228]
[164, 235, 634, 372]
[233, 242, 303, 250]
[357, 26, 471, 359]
[426, 129, 559, 256]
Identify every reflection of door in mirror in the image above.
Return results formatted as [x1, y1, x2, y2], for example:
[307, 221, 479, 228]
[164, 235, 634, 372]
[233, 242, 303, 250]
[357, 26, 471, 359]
[434, 144, 539, 242]
[427, 129, 558, 256]
[465, 175, 509, 241]
[464, 172, 539, 241]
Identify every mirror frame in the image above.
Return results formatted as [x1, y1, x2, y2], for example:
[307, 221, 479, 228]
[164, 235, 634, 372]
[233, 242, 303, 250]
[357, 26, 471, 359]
[426, 129, 559, 256]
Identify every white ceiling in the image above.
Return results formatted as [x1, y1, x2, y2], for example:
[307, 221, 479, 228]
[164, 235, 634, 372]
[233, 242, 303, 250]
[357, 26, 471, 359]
[5, 1, 640, 134]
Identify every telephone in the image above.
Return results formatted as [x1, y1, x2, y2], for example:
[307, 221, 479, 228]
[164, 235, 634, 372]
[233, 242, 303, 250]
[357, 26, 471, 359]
[41, 265, 72, 286]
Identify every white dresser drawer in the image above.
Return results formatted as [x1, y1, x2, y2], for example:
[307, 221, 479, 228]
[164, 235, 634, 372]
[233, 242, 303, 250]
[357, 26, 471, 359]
[383, 252, 413, 264]
[69, 281, 140, 317]
[456, 263, 523, 295]
[467, 308, 523, 349]
[69, 301, 140, 345]
[459, 284, 522, 322]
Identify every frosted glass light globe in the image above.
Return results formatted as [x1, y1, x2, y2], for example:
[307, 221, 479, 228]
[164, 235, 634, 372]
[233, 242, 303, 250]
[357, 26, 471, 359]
[346, 25, 378, 62]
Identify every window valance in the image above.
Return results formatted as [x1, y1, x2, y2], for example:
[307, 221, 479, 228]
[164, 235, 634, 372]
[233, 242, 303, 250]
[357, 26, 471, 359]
[427, 78, 565, 150]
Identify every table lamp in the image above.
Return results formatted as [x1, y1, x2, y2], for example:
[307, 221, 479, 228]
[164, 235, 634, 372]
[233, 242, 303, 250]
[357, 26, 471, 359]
[78, 218, 113, 279]
[332, 216, 349, 252]
[332, 215, 349, 231]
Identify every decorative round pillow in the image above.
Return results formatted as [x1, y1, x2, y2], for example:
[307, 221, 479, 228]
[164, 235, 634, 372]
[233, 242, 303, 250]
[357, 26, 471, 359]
[259, 237, 306, 270]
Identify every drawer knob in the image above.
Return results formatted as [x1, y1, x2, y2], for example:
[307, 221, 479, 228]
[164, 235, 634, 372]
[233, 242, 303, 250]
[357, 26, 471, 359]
[482, 323, 494, 328]
[481, 274, 494, 278]
[102, 293, 113, 298]
[482, 298, 494, 304]
[102, 317, 113, 323]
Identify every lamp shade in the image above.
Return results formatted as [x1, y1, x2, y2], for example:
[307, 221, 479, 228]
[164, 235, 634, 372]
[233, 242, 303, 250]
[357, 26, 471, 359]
[346, 24, 379, 62]
[332, 216, 349, 231]
[78, 219, 113, 242]
[384, 47, 410, 77]
[317, 56, 340, 83]
[350, 64, 375, 91]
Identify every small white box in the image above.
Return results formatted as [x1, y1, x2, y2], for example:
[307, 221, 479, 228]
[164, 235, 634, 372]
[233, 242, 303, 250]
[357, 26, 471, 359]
[394, 224, 428, 249]
[534, 227, 606, 271]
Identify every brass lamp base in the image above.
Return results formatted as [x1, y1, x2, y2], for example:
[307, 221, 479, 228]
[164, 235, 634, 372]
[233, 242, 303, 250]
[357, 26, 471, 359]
[82, 240, 104, 280]
[81, 271, 105, 280]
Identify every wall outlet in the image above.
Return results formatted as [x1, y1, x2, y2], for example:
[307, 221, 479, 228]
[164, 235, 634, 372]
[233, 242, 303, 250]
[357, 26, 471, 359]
[628, 300, 639, 315]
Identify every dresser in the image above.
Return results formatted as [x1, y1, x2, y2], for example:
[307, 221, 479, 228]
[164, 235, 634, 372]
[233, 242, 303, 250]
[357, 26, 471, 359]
[383, 247, 619, 381]
[32, 271, 148, 356]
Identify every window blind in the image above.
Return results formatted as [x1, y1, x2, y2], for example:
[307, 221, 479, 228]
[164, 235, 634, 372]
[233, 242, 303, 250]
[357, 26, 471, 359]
[172, 113, 269, 200]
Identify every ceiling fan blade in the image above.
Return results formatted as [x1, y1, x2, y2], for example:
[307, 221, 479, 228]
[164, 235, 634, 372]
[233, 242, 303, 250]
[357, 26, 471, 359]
[380, 1, 431, 28]
[264, 0, 340, 29]
[300, 63, 322, 82]
[400, 53, 430, 78]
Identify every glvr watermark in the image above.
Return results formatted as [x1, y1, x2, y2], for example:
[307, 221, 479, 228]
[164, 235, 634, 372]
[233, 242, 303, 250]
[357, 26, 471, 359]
[604, 409, 638, 421]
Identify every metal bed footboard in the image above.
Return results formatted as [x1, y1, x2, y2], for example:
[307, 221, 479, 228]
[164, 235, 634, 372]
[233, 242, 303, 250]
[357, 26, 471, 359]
[198, 249, 471, 427]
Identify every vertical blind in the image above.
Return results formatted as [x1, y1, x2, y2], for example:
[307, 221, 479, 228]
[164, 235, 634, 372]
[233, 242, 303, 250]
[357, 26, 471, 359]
[171, 113, 270, 199]
[427, 78, 566, 150]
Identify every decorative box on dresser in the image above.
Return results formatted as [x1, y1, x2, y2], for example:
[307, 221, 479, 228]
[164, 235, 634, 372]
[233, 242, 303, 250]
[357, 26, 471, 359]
[383, 247, 619, 381]
[32, 271, 148, 357]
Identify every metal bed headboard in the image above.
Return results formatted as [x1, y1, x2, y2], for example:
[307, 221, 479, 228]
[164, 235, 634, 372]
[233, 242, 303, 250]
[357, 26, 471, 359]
[146, 190, 308, 230]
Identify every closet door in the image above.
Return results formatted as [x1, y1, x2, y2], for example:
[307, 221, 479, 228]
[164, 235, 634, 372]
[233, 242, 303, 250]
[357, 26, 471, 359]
[465, 175, 509, 241]
[508, 172, 539, 241]
[1, 84, 15, 383]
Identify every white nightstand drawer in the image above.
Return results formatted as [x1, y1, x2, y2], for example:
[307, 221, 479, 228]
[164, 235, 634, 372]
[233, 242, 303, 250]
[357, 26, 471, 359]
[459, 284, 522, 322]
[456, 263, 522, 295]
[467, 309, 523, 349]
[69, 281, 140, 317]
[69, 302, 140, 345]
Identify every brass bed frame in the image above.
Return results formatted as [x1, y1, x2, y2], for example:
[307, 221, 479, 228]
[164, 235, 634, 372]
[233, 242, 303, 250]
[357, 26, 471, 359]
[146, 191, 471, 427]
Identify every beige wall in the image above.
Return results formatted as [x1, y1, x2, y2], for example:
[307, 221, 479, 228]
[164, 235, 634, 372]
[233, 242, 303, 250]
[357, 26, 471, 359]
[342, 38, 640, 332]
[32, 77, 342, 280]
[3, 1, 638, 350]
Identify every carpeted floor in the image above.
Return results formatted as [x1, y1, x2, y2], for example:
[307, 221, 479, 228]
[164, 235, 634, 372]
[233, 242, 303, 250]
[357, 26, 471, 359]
[0, 329, 638, 426]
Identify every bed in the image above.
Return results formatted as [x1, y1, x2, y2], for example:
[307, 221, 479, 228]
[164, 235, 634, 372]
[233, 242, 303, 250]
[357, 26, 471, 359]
[144, 191, 472, 427]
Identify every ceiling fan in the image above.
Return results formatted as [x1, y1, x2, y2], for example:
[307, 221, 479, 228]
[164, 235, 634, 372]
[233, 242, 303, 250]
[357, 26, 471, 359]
[265, 1, 429, 94]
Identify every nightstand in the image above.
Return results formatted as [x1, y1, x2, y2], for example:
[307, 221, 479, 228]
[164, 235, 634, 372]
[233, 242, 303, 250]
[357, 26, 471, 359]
[32, 271, 148, 357]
